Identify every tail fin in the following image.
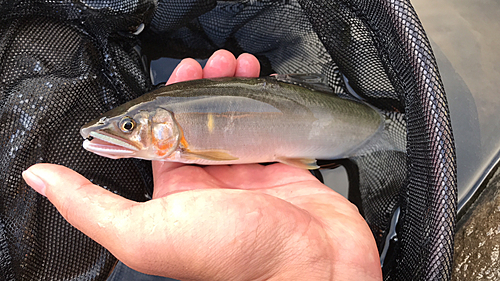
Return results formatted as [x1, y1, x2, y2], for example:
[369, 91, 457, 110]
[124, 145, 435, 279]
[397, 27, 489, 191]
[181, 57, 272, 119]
[352, 110, 407, 157]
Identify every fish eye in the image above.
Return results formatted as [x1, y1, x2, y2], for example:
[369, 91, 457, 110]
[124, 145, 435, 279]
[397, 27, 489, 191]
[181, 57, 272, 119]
[119, 117, 136, 133]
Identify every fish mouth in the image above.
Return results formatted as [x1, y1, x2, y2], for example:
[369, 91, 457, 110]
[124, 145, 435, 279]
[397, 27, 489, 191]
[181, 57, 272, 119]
[83, 131, 139, 159]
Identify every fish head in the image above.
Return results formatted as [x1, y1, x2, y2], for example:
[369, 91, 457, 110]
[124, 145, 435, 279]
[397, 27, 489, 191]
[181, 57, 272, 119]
[80, 106, 181, 160]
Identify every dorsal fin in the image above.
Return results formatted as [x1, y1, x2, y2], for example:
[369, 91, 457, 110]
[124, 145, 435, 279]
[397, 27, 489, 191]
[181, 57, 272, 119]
[274, 73, 333, 94]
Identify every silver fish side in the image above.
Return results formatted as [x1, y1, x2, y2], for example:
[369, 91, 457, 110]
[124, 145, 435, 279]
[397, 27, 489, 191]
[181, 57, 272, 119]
[81, 76, 386, 169]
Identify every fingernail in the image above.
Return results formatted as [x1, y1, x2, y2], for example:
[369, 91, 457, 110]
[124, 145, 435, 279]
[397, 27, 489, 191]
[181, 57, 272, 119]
[22, 170, 47, 197]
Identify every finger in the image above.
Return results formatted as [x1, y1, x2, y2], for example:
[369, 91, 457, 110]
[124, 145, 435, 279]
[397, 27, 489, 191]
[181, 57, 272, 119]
[235, 53, 260, 77]
[166, 58, 203, 85]
[202, 49, 237, 78]
[202, 164, 342, 204]
[152, 162, 225, 199]
[152, 160, 184, 175]
[22, 164, 137, 256]
[203, 163, 319, 189]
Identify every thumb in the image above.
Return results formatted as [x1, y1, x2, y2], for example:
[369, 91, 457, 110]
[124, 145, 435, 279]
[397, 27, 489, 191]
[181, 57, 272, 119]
[22, 164, 137, 258]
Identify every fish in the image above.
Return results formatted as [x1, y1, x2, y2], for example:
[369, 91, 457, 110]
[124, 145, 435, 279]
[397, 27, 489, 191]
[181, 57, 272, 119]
[80, 74, 387, 169]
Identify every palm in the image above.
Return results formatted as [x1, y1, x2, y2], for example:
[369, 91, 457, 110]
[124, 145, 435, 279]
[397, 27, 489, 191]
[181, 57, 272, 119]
[146, 162, 379, 280]
[153, 162, 352, 218]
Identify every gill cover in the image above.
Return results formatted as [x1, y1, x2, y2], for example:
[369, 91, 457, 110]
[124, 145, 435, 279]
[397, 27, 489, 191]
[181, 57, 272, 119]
[151, 108, 181, 157]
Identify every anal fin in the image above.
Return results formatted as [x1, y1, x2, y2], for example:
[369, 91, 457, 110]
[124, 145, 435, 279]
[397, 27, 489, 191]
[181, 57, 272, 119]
[277, 158, 320, 170]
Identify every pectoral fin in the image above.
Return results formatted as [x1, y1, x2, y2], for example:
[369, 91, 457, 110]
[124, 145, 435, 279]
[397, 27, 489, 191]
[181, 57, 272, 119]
[184, 149, 239, 161]
[277, 157, 320, 170]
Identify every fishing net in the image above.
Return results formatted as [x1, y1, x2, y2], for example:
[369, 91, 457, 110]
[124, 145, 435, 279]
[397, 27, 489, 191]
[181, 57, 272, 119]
[0, 0, 457, 280]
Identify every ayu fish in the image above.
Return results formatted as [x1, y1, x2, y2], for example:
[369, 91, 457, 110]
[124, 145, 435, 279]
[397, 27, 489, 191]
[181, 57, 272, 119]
[80, 74, 386, 169]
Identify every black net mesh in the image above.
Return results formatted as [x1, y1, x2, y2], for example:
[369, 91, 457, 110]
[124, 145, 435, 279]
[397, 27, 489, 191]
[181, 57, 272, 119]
[0, 1, 457, 281]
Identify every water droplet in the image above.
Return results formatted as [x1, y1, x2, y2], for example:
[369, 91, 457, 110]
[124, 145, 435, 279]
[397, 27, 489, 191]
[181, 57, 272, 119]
[33, 62, 42, 72]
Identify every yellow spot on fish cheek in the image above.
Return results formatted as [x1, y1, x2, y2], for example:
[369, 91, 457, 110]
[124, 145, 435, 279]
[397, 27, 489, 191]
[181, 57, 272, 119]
[152, 123, 179, 156]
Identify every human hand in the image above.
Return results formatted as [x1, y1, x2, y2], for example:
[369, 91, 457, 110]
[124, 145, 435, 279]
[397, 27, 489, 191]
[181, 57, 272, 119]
[23, 50, 382, 281]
